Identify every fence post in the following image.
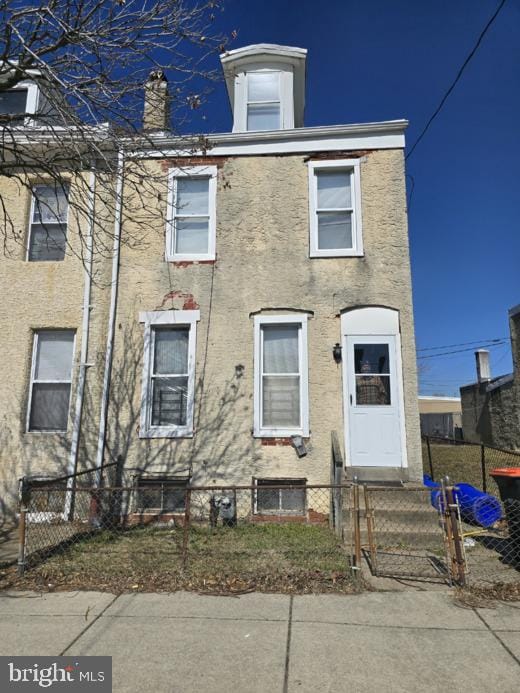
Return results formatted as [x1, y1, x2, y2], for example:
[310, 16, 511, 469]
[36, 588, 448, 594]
[352, 483, 362, 571]
[426, 436, 434, 481]
[181, 487, 192, 570]
[17, 477, 29, 576]
[481, 444, 487, 493]
[445, 484, 466, 587]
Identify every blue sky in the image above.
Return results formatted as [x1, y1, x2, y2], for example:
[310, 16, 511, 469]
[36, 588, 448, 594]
[193, 0, 519, 396]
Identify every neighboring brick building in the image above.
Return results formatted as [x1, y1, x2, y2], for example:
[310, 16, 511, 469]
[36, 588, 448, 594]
[460, 305, 520, 450]
[0, 44, 422, 519]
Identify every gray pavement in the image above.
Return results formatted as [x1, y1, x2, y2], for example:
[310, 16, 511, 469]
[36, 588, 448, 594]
[0, 589, 519, 692]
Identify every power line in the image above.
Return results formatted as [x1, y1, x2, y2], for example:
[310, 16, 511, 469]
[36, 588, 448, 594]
[417, 337, 508, 352]
[417, 341, 507, 360]
[406, 0, 507, 161]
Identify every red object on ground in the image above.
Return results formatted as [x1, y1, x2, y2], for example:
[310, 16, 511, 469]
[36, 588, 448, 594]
[490, 468, 520, 477]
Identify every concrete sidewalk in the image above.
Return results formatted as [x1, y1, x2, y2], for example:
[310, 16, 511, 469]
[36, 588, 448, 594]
[0, 590, 519, 692]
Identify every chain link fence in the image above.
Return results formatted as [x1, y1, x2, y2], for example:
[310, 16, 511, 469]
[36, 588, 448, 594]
[422, 436, 520, 494]
[16, 480, 358, 594]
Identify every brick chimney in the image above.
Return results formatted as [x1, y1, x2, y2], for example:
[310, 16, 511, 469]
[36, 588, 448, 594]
[475, 349, 491, 383]
[143, 70, 169, 131]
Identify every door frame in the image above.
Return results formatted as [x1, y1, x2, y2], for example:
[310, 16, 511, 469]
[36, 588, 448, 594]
[340, 307, 408, 470]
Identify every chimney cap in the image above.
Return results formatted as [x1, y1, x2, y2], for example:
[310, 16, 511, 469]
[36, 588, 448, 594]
[146, 69, 168, 84]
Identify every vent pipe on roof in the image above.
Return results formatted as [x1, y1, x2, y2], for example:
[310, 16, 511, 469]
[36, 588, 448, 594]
[475, 349, 491, 383]
[143, 70, 169, 131]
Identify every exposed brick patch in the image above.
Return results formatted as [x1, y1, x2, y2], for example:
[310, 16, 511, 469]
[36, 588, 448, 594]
[170, 260, 216, 268]
[261, 438, 293, 446]
[304, 150, 373, 162]
[155, 290, 200, 311]
[161, 156, 227, 172]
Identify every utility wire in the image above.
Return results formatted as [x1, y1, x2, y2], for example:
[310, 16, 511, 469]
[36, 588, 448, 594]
[406, 0, 507, 161]
[417, 341, 507, 359]
[417, 337, 508, 352]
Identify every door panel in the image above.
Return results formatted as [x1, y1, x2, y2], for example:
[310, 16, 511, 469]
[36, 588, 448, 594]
[345, 335, 402, 467]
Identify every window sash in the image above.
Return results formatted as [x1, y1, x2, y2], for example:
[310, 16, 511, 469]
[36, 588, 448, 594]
[137, 480, 187, 512]
[255, 479, 306, 514]
[28, 330, 74, 432]
[28, 184, 69, 262]
[167, 167, 216, 261]
[308, 160, 363, 257]
[254, 316, 309, 437]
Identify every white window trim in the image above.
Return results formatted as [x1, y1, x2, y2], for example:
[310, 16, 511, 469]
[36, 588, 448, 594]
[139, 310, 200, 438]
[26, 183, 70, 262]
[253, 314, 309, 438]
[165, 166, 217, 262]
[308, 158, 363, 258]
[26, 330, 76, 433]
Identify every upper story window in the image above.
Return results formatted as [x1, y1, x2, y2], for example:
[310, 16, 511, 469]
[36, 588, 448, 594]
[246, 71, 280, 131]
[166, 166, 217, 261]
[28, 330, 75, 432]
[139, 310, 200, 438]
[308, 159, 363, 257]
[28, 184, 69, 262]
[0, 89, 28, 122]
[253, 315, 309, 438]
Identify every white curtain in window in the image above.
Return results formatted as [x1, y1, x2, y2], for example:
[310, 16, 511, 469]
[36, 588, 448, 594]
[153, 328, 189, 375]
[35, 331, 74, 380]
[263, 325, 299, 373]
[317, 171, 351, 209]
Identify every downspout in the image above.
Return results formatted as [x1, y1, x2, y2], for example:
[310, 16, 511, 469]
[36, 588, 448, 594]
[67, 166, 96, 476]
[64, 166, 96, 520]
[95, 149, 124, 486]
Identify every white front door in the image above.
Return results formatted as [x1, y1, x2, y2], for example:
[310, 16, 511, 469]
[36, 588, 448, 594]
[345, 335, 402, 467]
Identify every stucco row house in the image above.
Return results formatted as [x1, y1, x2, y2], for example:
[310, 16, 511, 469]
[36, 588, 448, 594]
[0, 44, 422, 520]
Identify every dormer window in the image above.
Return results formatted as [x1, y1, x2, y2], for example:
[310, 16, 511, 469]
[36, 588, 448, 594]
[247, 72, 280, 131]
[221, 44, 307, 134]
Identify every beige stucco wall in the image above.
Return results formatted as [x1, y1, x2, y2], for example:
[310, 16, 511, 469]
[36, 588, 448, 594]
[0, 147, 422, 519]
[108, 148, 422, 487]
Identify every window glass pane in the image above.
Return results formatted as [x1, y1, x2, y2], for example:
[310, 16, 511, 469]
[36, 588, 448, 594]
[35, 331, 74, 380]
[153, 328, 189, 375]
[176, 177, 209, 215]
[247, 103, 280, 131]
[263, 325, 299, 373]
[247, 72, 279, 102]
[356, 375, 391, 406]
[256, 486, 279, 511]
[28, 224, 67, 261]
[0, 89, 27, 117]
[262, 375, 300, 428]
[281, 487, 306, 512]
[175, 218, 209, 254]
[354, 344, 390, 374]
[317, 211, 352, 249]
[138, 485, 162, 510]
[152, 376, 188, 426]
[317, 171, 351, 209]
[29, 383, 71, 430]
[162, 485, 186, 512]
[33, 185, 69, 224]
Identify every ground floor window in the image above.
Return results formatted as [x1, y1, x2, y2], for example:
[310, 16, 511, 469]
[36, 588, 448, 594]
[136, 478, 188, 513]
[254, 478, 306, 514]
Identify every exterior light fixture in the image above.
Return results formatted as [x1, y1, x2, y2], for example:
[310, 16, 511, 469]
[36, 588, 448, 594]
[333, 343, 342, 363]
[291, 435, 307, 458]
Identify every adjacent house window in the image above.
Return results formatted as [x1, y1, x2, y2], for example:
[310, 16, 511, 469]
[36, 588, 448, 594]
[28, 184, 69, 261]
[28, 330, 75, 432]
[0, 89, 28, 121]
[139, 310, 200, 438]
[246, 71, 280, 131]
[255, 478, 306, 515]
[253, 315, 309, 437]
[136, 478, 188, 513]
[166, 166, 217, 261]
[308, 159, 363, 257]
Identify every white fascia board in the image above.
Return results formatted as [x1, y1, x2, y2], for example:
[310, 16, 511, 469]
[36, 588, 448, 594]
[129, 120, 408, 158]
[418, 396, 461, 402]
